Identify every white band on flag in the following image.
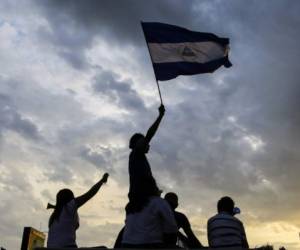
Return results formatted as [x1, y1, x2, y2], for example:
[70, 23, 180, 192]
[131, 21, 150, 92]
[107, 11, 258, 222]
[148, 42, 227, 64]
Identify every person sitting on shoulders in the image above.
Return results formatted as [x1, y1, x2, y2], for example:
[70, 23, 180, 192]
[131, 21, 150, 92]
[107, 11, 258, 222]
[47, 172, 109, 248]
[128, 104, 165, 203]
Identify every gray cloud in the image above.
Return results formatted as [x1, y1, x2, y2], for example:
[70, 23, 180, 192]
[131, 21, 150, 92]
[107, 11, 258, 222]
[35, 0, 202, 69]
[0, 163, 45, 250]
[77, 221, 123, 247]
[91, 68, 146, 112]
[1, 0, 300, 249]
[33, 0, 300, 233]
[0, 93, 42, 141]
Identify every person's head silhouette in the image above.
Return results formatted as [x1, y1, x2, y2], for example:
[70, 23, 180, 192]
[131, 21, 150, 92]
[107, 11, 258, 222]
[129, 133, 150, 153]
[164, 192, 178, 210]
[48, 189, 74, 227]
[56, 189, 74, 206]
[217, 196, 234, 215]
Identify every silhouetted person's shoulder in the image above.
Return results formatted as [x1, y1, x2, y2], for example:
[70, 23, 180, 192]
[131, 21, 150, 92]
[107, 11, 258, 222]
[208, 212, 243, 225]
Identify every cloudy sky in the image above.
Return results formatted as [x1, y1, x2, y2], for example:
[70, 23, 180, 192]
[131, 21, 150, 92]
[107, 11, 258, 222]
[1, 0, 300, 249]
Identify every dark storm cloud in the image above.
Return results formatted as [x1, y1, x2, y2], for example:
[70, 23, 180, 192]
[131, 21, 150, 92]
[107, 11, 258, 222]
[35, 0, 201, 69]
[0, 74, 91, 130]
[91, 68, 146, 112]
[79, 145, 115, 173]
[37, 112, 133, 184]
[36, 17, 92, 70]
[2, 0, 300, 248]
[0, 93, 42, 141]
[37, 0, 198, 44]
[4, 0, 299, 220]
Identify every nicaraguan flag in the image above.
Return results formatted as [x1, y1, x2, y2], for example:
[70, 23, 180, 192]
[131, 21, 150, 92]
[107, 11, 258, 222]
[141, 22, 232, 81]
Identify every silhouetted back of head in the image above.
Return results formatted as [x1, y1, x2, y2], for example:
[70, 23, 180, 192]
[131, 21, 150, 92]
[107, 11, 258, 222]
[164, 192, 178, 210]
[217, 196, 234, 214]
[129, 133, 144, 149]
[49, 189, 74, 227]
[56, 189, 74, 205]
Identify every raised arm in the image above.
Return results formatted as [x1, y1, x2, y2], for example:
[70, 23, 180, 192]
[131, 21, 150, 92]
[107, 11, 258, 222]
[75, 173, 109, 208]
[144, 104, 165, 144]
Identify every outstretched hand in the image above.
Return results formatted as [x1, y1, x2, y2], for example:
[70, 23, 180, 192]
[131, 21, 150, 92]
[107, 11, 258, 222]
[101, 173, 109, 184]
[159, 104, 165, 116]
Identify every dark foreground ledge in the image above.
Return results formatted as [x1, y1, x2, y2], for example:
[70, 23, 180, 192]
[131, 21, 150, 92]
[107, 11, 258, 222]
[36, 248, 252, 250]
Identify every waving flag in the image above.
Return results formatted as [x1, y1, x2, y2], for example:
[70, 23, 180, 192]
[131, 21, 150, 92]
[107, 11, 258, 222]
[141, 22, 232, 81]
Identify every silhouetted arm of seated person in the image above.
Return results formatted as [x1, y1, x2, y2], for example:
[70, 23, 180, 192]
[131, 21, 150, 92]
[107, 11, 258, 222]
[75, 173, 109, 208]
[114, 227, 124, 248]
[182, 218, 203, 248]
[241, 225, 249, 249]
[180, 214, 203, 248]
[163, 232, 177, 248]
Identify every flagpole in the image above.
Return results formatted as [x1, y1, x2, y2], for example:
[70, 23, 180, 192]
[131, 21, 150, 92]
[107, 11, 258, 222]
[141, 21, 164, 105]
[155, 79, 163, 105]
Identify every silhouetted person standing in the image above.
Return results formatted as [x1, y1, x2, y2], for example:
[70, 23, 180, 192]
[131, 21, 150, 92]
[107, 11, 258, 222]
[47, 173, 109, 248]
[164, 192, 203, 248]
[207, 196, 249, 249]
[128, 104, 165, 207]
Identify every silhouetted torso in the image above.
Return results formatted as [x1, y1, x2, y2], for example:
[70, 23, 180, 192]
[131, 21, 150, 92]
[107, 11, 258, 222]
[207, 212, 247, 248]
[128, 150, 158, 196]
[129, 150, 152, 180]
[47, 200, 79, 248]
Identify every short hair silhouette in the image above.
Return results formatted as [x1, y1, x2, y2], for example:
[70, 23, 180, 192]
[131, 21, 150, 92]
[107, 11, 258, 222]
[217, 196, 234, 214]
[164, 192, 178, 210]
[49, 189, 74, 227]
[129, 133, 144, 149]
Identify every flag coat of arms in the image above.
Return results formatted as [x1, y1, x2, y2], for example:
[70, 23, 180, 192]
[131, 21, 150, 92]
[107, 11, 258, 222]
[141, 22, 232, 81]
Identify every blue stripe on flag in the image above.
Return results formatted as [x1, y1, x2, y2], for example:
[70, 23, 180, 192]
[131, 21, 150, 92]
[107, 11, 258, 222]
[153, 57, 229, 81]
[141, 22, 229, 45]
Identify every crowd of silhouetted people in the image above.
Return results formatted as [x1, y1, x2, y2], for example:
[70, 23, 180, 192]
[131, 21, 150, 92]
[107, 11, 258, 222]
[46, 105, 250, 249]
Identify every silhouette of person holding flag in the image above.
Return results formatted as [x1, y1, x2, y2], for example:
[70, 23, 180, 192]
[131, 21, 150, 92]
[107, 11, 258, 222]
[127, 104, 165, 212]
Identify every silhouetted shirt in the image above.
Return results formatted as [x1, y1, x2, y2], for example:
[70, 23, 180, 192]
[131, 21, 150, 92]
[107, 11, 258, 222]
[47, 200, 79, 248]
[207, 212, 248, 248]
[128, 150, 159, 196]
[122, 196, 178, 245]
